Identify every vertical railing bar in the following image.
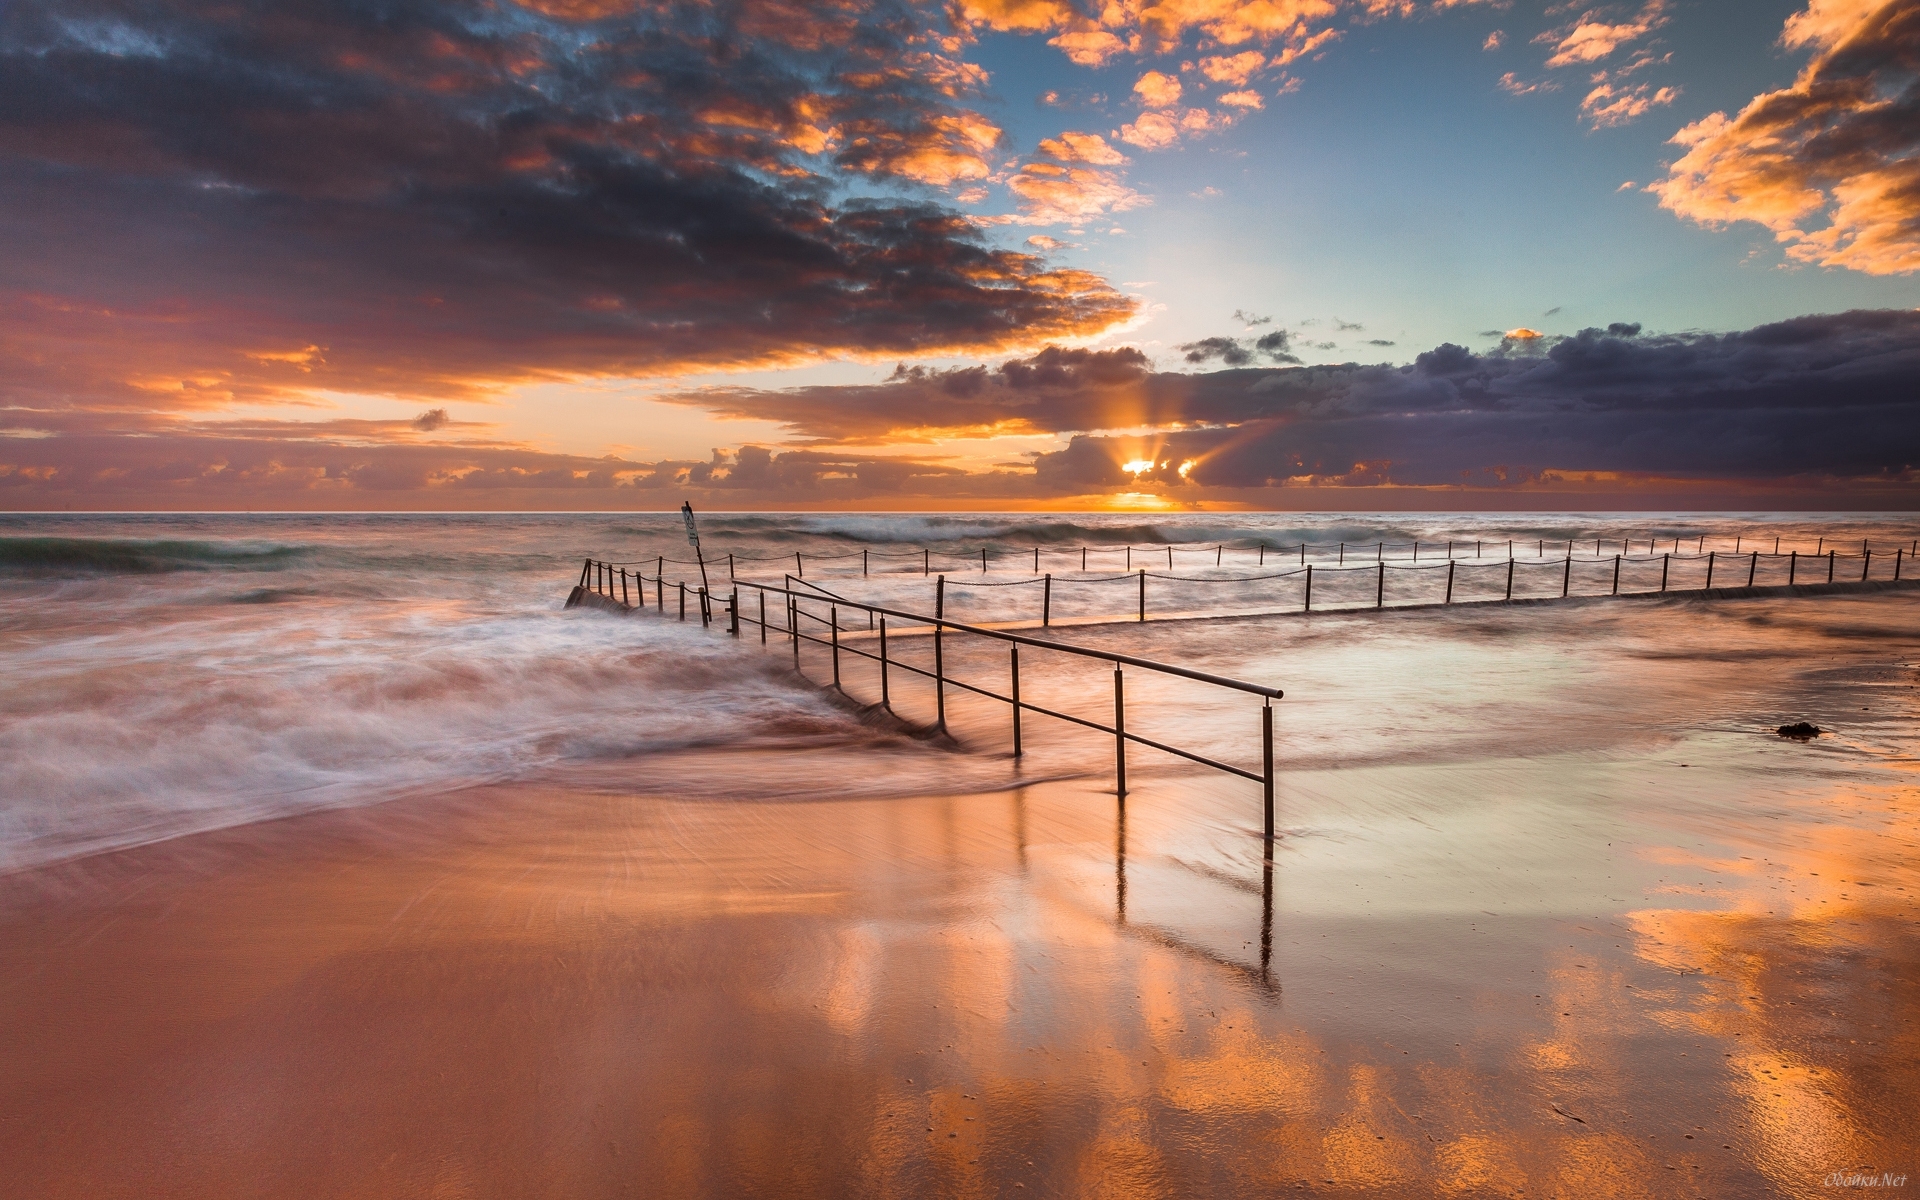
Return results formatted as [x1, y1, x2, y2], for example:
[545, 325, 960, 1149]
[830, 605, 840, 688]
[1262, 701, 1274, 845]
[1010, 645, 1022, 758]
[1113, 667, 1126, 799]
[879, 614, 890, 709]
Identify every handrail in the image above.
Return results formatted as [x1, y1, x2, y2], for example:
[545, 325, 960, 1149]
[567, 558, 1286, 843]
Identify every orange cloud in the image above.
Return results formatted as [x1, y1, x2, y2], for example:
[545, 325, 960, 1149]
[1200, 50, 1269, 85]
[1133, 69, 1184, 108]
[1036, 131, 1129, 165]
[1539, 1, 1669, 68]
[1649, 0, 1920, 275]
[1007, 162, 1151, 224]
[1579, 81, 1679, 128]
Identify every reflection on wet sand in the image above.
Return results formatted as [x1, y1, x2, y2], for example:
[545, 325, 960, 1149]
[2, 733, 1912, 1199]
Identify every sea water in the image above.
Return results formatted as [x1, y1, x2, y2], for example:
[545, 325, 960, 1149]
[2, 511, 1915, 873]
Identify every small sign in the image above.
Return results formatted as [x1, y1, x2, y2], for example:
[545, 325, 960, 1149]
[681, 501, 700, 548]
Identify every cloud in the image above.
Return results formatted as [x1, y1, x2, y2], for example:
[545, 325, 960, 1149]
[1218, 89, 1266, 108]
[1036, 131, 1129, 165]
[1484, 30, 1506, 51]
[1133, 70, 1185, 108]
[1005, 161, 1151, 225]
[1181, 336, 1253, 366]
[1499, 72, 1561, 96]
[1539, 0, 1669, 68]
[410, 408, 450, 432]
[1580, 81, 1679, 127]
[1200, 50, 1269, 85]
[0, 0, 1139, 425]
[1649, 0, 1920, 275]
[1233, 309, 1275, 326]
[14, 312, 1920, 503]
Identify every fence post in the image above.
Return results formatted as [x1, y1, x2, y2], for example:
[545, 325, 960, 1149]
[1377, 542, 1383, 562]
[1413, 541, 1419, 562]
[924, 549, 930, 576]
[1661, 554, 1669, 591]
[1445, 560, 1455, 604]
[1863, 549, 1871, 581]
[1376, 562, 1385, 608]
[1010, 646, 1022, 757]
[982, 547, 988, 573]
[1828, 550, 1835, 583]
[729, 553, 735, 579]
[1789, 551, 1797, 585]
[1262, 702, 1274, 844]
[1505, 559, 1514, 602]
[1126, 547, 1131, 570]
[1339, 542, 1344, 565]
[1304, 564, 1313, 612]
[657, 558, 664, 609]
[1896, 548, 1904, 581]
[1612, 554, 1621, 595]
[1748, 551, 1757, 587]
[1043, 574, 1052, 626]
[934, 576, 946, 730]
[1083, 547, 1088, 571]
[1113, 668, 1126, 799]
[934, 615, 946, 731]
[1216, 545, 1222, 566]
[1562, 553, 1571, 598]
[580, 558, 592, 587]
[622, 569, 630, 606]
[1137, 569, 1146, 621]
[678, 581, 686, 620]
[1705, 552, 1715, 592]
[759, 590, 767, 642]
[1168, 546, 1173, 570]
[1034, 546, 1040, 573]
[879, 615, 890, 709]
[863, 550, 868, 577]
[1299, 543, 1305, 566]
[795, 551, 803, 578]
[830, 606, 840, 687]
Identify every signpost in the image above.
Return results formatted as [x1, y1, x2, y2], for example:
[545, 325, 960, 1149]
[682, 501, 710, 594]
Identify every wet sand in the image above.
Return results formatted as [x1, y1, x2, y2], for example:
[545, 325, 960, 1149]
[3, 737, 1915, 1199]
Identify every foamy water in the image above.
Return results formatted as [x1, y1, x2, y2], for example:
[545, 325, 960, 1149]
[2, 511, 1915, 871]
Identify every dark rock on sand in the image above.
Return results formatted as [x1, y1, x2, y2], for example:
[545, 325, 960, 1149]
[1776, 722, 1821, 739]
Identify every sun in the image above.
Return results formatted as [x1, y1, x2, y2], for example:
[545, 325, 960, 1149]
[1122, 458, 1154, 474]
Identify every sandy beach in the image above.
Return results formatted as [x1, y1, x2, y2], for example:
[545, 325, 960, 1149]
[5, 742, 1914, 1198]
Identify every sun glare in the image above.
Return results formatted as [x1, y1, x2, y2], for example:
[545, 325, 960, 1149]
[1122, 458, 1154, 474]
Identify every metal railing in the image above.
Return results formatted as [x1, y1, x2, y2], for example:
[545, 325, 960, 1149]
[568, 558, 1287, 841]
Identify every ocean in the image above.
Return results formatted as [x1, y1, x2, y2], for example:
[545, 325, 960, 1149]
[2, 510, 1914, 875]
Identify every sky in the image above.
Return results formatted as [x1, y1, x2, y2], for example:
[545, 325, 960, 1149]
[2, 0, 1918, 511]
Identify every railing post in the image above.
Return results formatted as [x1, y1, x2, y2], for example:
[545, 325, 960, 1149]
[1612, 554, 1621, 595]
[982, 547, 988, 573]
[729, 553, 735, 580]
[657, 558, 664, 610]
[830, 605, 840, 687]
[1034, 546, 1040, 573]
[1126, 547, 1131, 570]
[1505, 559, 1514, 602]
[1299, 543, 1305, 566]
[1561, 553, 1571, 598]
[759, 590, 766, 642]
[678, 581, 686, 620]
[1827, 549, 1835, 583]
[1010, 645, 1022, 757]
[1376, 561, 1384, 608]
[936, 574, 945, 620]
[620, 568, 628, 606]
[1113, 667, 1126, 799]
[1445, 560, 1454, 604]
[580, 558, 592, 588]
[790, 596, 800, 670]
[1706, 552, 1715, 592]
[924, 549, 930, 576]
[795, 551, 803, 578]
[1216, 545, 1222, 567]
[1789, 550, 1797, 585]
[1304, 564, 1313, 612]
[879, 615, 890, 709]
[1137, 569, 1146, 622]
[1896, 548, 1904, 581]
[1748, 551, 1757, 587]
[863, 550, 868, 576]
[1661, 554, 1669, 591]
[1262, 701, 1274, 844]
[1043, 574, 1052, 626]
[934, 617, 947, 731]
[702, 587, 711, 627]
[1863, 550, 1871, 581]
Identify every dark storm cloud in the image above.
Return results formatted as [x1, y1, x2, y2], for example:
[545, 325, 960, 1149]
[0, 0, 1133, 415]
[669, 310, 1920, 493]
